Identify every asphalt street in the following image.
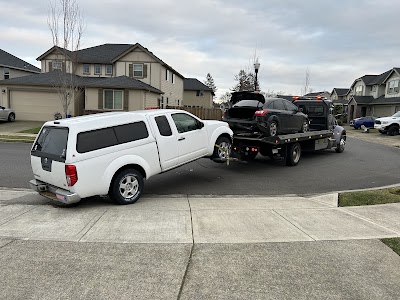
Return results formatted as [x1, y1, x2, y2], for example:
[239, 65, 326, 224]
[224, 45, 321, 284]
[1, 137, 399, 195]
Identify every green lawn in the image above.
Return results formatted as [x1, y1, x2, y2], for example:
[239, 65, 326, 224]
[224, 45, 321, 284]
[381, 238, 400, 256]
[18, 127, 42, 134]
[338, 187, 400, 207]
[0, 135, 36, 143]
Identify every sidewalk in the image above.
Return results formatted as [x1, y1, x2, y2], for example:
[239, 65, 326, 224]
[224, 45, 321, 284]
[1, 189, 400, 299]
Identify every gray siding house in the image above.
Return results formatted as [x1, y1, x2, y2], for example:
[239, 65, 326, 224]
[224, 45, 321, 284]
[347, 68, 400, 122]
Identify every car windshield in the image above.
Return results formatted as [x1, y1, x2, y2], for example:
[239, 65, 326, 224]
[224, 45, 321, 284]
[233, 100, 263, 108]
[392, 112, 400, 117]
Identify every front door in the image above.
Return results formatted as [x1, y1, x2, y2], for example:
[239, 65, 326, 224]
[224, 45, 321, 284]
[171, 112, 208, 164]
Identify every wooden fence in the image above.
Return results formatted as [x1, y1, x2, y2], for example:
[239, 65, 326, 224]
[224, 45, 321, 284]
[167, 106, 223, 120]
[83, 106, 224, 120]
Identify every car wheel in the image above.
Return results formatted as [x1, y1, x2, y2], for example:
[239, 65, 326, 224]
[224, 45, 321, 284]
[109, 169, 143, 205]
[212, 136, 232, 163]
[8, 113, 15, 122]
[266, 121, 278, 137]
[387, 126, 399, 136]
[301, 120, 309, 133]
[335, 135, 346, 153]
[286, 142, 301, 166]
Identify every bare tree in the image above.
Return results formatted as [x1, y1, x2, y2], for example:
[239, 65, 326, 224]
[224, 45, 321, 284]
[301, 67, 311, 95]
[48, 0, 84, 117]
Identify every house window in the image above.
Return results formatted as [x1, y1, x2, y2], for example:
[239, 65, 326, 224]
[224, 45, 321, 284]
[372, 85, 377, 92]
[53, 61, 62, 70]
[355, 85, 363, 95]
[388, 80, 399, 94]
[83, 64, 90, 74]
[4, 67, 9, 79]
[166, 69, 169, 81]
[106, 64, 113, 75]
[104, 90, 123, 110]
[196, 90, 204, 97]
[172, 73, 175, 84]
[94, 64, 102, 75]
[133, 64, 143, 77]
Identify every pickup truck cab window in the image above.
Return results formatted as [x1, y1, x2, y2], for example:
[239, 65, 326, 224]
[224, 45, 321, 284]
[172, 113, 201, 133]
[155, 115, 172, 136]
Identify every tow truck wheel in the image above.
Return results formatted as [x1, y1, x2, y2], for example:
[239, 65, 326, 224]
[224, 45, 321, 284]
[335, 135, 346, 153]
[286, 142, 301, 166]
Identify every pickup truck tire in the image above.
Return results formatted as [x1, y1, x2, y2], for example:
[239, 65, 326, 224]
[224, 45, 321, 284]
[335, 135, 346, 153]
[109, 169, 143, 205]
[387, 126, 399, 136]
[285, 142, 301, 166]
[212, 136, 232, 163]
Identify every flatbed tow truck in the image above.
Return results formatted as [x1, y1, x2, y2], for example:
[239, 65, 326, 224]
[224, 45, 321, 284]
[229, 96, 347, 166]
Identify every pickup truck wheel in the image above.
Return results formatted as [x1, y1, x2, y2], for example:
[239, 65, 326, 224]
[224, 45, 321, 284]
[387, 126, 399, 136]
[266, 121, 278, 137]
[212, 136, 232, 163]
[335, 135, 346, 153]
[109, 169, 143, 205]
[285, 142, 301, 166]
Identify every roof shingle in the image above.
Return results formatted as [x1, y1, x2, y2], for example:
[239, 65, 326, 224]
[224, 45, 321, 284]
[0, 49, 40, 73]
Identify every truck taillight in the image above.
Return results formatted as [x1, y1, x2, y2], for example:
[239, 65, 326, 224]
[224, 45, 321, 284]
[254, 110, 268, 117]
[65, 165, 78, 186]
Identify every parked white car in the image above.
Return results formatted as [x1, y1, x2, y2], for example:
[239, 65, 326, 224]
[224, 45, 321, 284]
[29, 110, 233, 205]
[0, 106, 15, 122]
[374, 111, 400, 135]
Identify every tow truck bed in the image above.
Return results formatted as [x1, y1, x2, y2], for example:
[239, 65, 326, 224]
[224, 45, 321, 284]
[233, 130, 333, 145]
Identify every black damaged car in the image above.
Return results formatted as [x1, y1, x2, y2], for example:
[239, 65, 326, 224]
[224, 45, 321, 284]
[223, 92, 309, 137]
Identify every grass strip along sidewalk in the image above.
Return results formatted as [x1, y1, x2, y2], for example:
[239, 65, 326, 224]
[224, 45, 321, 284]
[339, 187, 400, 256]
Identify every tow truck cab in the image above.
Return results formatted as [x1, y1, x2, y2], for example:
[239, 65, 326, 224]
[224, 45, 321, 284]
[291, 96, 336, 131]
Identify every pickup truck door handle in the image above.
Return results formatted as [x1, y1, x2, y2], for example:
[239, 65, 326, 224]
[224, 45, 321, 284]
[178, 137, 185, 141]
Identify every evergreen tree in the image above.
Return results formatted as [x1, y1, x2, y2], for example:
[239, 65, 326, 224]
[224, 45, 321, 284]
[204, 73, 217, 96]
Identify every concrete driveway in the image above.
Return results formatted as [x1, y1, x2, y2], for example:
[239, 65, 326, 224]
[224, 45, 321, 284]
[0, 120, 43, 133]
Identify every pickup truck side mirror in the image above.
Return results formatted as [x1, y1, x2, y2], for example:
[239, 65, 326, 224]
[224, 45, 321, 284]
[198, 121, 205, 129]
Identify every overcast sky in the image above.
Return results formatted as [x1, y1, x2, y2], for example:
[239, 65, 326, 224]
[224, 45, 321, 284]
[1, 0, 399, 99]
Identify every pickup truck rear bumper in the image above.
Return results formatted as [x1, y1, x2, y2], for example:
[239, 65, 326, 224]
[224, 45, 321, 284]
[29, 179, 81, 204]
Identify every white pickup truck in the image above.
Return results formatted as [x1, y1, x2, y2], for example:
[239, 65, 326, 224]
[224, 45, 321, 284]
[29, 109, 233, 205]
[374, 111, 400, 135]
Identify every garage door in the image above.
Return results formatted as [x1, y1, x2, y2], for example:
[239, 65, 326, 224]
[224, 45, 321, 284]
[10, 90, 63, 121]
[373, 105, 394, 118]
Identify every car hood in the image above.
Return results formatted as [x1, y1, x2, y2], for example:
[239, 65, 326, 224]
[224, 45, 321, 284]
[376, 116, 400, 122]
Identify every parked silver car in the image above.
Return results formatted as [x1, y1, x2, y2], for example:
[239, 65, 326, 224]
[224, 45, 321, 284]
[0, 106, 15, 122]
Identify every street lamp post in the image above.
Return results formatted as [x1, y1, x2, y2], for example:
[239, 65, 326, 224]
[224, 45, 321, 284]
[254, 60, 260, 91]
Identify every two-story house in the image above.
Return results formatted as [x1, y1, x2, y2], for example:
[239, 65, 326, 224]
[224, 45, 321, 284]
[0, 49, 40, 108]
[0, 43, 185, 121]
[183, 78, 214, 108]
[330, 88, 350, 103]
[347, 68, 400, 122]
